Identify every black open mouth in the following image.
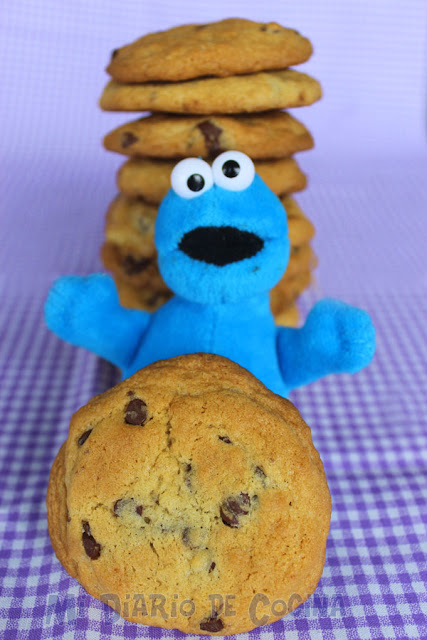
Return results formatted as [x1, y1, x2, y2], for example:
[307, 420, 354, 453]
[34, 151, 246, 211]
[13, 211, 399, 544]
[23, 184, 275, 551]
[178, 226, 264, 266]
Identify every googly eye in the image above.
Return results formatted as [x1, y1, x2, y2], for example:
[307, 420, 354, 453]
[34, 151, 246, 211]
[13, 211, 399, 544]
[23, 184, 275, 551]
[212, 151, 255, 192]
[171, 158, 213, 199]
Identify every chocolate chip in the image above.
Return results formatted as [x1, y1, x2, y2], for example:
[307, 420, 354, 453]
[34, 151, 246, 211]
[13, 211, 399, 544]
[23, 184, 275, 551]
[77, 429, 92, 447]
[147, 292, 163, 307]
[121, 132, 138, 149]
[182, 527, 192, 548]
[111, 48, 119, 58]
[184, 463, 192, 489]
[218, 435, 232, 444]
[197, 120, 222, 156]
[114, 498, 131, 515]
[127, 390, 134, 396]
[220, 494, 250, 528]
[114, 498, 143, 518]
[260, 24, 280, 33]
[122, 255, 152, 275]
[200, 617, 224, 632]
[166, 421, 173, 448]
[209, 561, 216, 573]
[125, 398, 148, 425]
[82, 521, 101, 559]
[255, 465, 266, 478]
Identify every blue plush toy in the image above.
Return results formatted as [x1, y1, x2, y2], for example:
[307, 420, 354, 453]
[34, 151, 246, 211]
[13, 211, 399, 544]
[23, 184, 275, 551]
[45, 151, 375, 396]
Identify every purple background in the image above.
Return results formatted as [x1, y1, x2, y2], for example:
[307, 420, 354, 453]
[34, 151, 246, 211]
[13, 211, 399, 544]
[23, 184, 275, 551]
[1, 1, 426, 639]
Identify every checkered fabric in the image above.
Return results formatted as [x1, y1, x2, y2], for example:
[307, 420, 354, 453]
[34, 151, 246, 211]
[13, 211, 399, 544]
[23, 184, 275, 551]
[1, 280, 426, 639]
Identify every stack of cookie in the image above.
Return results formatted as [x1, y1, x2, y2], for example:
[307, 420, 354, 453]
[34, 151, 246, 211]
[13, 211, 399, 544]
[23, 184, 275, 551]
[100, 18, 321, 326]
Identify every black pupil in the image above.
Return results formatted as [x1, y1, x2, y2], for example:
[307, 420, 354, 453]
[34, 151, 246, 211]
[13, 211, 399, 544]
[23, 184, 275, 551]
[222, 160, 240, 178]
[187, 174, 205, 192]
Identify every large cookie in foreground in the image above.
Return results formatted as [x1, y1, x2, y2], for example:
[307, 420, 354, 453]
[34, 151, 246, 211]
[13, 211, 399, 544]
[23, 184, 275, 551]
[107, 18, 312, 83]
[47, 354, 331, 635]
[100, 70, 322, 114]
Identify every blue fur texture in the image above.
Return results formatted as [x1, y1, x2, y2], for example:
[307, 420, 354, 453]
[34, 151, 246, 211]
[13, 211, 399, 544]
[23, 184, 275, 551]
[45, 163, 376, 396]
[156, 175, 289, 303]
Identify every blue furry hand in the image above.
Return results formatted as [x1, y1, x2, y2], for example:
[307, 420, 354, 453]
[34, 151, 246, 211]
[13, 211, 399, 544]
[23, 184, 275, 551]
[45, 274, 150, 369]
[278, 298, 376, 390]
[304, 299, 376, 373]
[45, 274, 119, 342]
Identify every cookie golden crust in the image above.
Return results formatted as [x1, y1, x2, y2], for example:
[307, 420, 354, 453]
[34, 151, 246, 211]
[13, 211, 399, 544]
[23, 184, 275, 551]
[100, 70, 322, 114]
[107, 19, 312, 83]
[47, 354, 330, 635]
[101, 242, 169, 293]
[104, 194, 157, 255]
[274, 302, 300, 327]
[104, 111, 314, 160]
[116, 156, 306, 204]
[114, 276, 173, 312]
[282, 196, 316, 245]
[270, 271, 312, 313]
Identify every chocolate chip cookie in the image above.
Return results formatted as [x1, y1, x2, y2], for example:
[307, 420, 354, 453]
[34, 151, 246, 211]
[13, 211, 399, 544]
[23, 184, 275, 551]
[104, 194, 157, 256]
[116, 157, 306, 204]
[47, 353, 331, 634]
[107, 18, 312, 83]
[104, 111, 313, 160]
[100, 70, 322, 114]
[274, 302, 300, 327]
[101, 242, 169, 293]
[283, 196, 316, 245]
[270, 271, 313, 315]
[113, 276, 173, 313]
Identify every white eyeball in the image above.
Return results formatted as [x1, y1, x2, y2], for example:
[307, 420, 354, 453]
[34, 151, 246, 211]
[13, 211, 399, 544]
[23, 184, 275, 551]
[212, 151, 255, 192]
[171, 158, 213, 199]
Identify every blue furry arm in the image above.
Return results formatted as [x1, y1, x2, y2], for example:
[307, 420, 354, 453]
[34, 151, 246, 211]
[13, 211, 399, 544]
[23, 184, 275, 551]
[278, 299, 376, 390]
[45, 274, 150, 369]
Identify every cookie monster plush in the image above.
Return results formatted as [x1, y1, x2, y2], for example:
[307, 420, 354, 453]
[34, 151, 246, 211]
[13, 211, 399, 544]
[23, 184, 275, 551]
[45, 151, 375, 396]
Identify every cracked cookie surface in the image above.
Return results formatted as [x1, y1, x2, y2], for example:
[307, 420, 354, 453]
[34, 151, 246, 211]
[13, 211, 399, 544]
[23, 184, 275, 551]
[47, 354, 330, 635]
[104, 111, 313, 160]
[100, 69, 322, 114]
[106, 19, 312, 83]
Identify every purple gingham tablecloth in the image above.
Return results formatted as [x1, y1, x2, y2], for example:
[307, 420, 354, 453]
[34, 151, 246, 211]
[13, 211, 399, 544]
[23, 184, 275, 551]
[0, 279, 426, 640]
[1, 1, 427, 638]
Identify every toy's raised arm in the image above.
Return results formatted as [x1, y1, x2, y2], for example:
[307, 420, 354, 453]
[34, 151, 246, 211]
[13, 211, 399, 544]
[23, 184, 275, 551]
[277, 299, 376, 391]
[45, 274, 150, 370]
